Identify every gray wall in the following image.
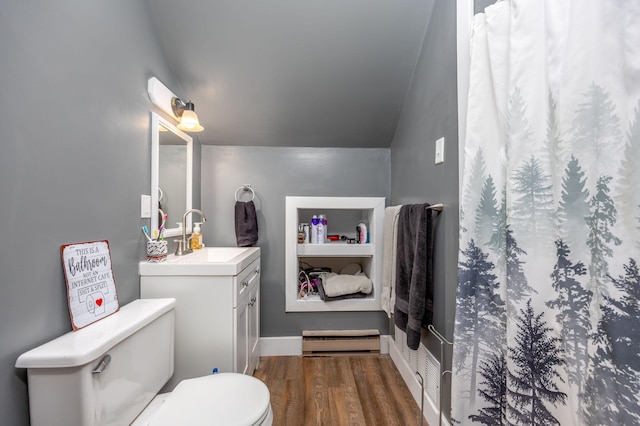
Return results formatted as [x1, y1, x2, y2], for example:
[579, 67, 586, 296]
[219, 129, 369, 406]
[475, 0, 498, 14]
[200, 146, 391, 336]
[0, 1, 180, 424]
[389, 0, 458, 420]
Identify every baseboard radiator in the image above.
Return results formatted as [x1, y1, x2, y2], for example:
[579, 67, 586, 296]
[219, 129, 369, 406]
[302, 329, 380, 356]
[390, 326, 450, 426]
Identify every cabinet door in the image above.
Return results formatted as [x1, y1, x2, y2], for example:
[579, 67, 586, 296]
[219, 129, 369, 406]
[248, 285, 260, 373]
[234, 296, 250, 375]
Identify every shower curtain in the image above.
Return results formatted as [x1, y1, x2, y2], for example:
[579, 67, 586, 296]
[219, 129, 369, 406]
[452, 1, 640, 425]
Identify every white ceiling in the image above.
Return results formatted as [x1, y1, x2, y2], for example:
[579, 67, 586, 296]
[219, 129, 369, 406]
[147, 0, 433, 147]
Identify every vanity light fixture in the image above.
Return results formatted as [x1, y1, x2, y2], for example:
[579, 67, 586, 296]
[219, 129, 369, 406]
[172, 98, 204, 132]
[147, 77, 204, 133]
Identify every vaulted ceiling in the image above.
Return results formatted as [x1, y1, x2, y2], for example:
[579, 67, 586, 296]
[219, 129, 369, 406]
[147, 0, 433, 147]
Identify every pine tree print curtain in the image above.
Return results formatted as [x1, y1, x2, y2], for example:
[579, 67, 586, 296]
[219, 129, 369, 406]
[452, 1, 640, 424]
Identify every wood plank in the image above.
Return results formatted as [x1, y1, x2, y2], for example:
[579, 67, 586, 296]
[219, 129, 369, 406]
[328, 385, 367, 425]
[378, 356, 428, 425]
[352, 357, 415, 426]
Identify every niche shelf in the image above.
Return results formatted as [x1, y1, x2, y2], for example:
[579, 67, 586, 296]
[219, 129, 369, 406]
[285, 196, 385, 312]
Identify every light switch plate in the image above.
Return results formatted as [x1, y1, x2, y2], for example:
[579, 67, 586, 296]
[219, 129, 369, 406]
[141, 194, 151, 218]
[435, 137, 445, 164]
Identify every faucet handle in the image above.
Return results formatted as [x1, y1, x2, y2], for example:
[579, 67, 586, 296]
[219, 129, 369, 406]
[174, 239, 184, 255]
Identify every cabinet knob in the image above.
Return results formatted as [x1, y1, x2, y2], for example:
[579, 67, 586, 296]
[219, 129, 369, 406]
[255, 268, 260, 275]
[248, 297, 256, 307]
[242, 280, 249, 287]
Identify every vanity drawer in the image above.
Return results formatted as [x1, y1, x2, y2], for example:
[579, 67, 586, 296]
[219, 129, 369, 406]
[234, 258, 260, 306]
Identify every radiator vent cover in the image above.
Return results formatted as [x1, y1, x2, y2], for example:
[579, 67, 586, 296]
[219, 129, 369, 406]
[395, 326, 441, 406]
[419, 344, 441, 406]
[302, 329, 380, 356]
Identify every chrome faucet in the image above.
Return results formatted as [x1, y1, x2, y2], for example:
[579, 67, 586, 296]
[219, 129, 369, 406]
[174, 208, 207, 256]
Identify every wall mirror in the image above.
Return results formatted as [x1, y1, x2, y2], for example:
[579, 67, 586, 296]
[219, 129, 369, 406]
[151, 112, 193, 238]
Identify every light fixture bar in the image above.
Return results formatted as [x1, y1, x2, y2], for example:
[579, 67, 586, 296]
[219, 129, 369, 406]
[148, 77, 204, 132]
[147, 77, 181, 120]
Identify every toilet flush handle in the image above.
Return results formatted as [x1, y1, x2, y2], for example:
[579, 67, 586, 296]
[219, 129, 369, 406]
[92, 354, 112, 374]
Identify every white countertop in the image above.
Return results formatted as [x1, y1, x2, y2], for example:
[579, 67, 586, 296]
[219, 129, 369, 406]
[139, 247, 260, 276]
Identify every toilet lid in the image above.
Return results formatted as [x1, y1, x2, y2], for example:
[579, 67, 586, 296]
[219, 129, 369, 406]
[149, 373, 271, 426]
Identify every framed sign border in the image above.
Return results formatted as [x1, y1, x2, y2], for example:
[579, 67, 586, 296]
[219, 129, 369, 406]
[60, 240, 120, 330]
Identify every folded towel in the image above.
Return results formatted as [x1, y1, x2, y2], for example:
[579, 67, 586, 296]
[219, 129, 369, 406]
[381, 205, 402, 317]
[394, 203, 435, 350]
[235, 201, 259, 247]
[321, 272, 373, 297]
[317, 278, 368, 301]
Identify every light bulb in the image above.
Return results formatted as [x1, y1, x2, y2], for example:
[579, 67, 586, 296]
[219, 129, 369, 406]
[177, 110, 204, 132]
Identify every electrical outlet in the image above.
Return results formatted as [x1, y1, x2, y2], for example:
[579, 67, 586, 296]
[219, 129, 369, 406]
[140, 195, 151, 218]
[435, 137, 445, 164]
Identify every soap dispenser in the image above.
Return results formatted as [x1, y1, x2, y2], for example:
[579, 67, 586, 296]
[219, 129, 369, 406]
[191, 222, 203, 250]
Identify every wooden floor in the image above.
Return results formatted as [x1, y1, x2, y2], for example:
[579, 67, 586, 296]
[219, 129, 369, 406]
[253, 355, 426, 426]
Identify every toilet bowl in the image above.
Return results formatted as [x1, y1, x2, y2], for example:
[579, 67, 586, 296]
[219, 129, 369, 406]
[134, 373, 273, 426]
[16, 298, 272, 426]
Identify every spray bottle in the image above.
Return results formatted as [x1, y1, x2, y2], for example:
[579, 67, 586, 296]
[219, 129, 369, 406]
[311, 215, 319, 244]
[319, 214, 328, 243]
[317, 215, 325, 244]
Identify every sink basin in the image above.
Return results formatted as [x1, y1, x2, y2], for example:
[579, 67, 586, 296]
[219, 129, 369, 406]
[168, 247, 252, 263]
[139, 246, 260, 276]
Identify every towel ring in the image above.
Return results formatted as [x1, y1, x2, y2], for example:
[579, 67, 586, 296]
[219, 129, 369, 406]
[234, 184, 255, 202]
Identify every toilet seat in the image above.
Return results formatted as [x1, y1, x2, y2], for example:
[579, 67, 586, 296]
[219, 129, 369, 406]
[148, 373, 272, 426]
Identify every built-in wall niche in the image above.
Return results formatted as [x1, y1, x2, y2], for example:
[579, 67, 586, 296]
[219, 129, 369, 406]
[285, 196, 385, 312]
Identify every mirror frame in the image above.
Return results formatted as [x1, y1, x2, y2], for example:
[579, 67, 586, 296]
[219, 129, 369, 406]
[151, 112, 193, 238]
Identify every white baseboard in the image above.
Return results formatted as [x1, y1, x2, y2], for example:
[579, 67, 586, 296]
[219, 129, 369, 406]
[260, 336, 302, 356]
[389, 341, 450, 426]
[260, 335, 390, 357]
[379, 334, 389, 354]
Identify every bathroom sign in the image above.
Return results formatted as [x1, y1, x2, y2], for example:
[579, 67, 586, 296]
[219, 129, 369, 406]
[61, 240, 119, 330]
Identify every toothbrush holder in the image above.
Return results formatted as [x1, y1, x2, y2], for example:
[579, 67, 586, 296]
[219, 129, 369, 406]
[146, 240, 168, 263]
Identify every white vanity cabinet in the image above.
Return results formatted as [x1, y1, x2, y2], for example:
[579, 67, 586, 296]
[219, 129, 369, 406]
[139, 247, 260, 391]
[234, 259, 261, 375]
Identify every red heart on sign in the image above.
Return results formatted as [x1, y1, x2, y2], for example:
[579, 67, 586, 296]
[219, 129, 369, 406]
[96, 298, 103, 307]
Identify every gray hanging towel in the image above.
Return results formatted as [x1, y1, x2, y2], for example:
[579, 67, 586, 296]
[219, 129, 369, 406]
[235, 200, 259, 247]
[394, 203, 435, 350]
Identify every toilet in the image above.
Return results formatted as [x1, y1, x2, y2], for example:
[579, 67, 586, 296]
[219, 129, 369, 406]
[15, 298, 273, 426]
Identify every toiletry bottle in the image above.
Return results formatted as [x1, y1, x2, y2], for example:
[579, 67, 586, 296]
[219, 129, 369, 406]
[317, 215, 325, 244]
[303, 223, 310, 243]
[357, 221, 367, 244]
[191, 222, 202, 250]
[311, 215, 319, 244]
[319, 214, 328, 242]
[197, 222, 204, 248]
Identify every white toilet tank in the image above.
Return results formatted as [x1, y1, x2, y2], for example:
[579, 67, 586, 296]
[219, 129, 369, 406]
[15, 298, 176, 426]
